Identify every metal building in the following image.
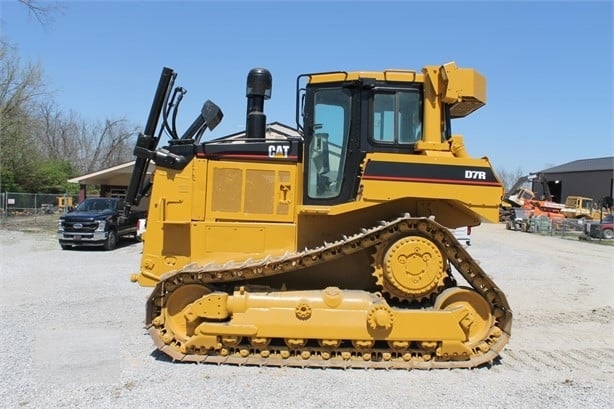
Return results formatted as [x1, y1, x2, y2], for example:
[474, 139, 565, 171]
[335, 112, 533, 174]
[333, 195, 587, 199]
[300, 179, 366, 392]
[532, 156, 614, 205]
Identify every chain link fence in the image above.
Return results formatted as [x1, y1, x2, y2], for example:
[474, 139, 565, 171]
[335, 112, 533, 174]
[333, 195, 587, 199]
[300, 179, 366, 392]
[505, 213, 613, 244]
[0, 192, 80, 230]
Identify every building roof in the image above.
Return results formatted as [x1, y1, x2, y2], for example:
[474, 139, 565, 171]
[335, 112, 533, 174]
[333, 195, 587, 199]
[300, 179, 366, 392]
[540, 156, 614, 174]
[68, 161, 155, 185]
[218, 121, 301, 140]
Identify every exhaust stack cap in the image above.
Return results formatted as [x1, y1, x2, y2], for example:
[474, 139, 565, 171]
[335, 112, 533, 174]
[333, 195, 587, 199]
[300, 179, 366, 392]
[246, 68, 272, 99]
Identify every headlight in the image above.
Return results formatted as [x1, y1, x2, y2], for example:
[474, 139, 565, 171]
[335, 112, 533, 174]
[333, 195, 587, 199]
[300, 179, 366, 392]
[58, 220, 64, 232]
[96, 220, 106, 232]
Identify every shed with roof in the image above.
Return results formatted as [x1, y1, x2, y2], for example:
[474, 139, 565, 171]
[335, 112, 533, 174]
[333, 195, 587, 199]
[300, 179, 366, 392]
[532, 156, 613, 205]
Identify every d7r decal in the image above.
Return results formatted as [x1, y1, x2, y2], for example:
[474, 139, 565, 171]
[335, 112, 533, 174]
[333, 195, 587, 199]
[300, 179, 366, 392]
[464, 170, 487, 180]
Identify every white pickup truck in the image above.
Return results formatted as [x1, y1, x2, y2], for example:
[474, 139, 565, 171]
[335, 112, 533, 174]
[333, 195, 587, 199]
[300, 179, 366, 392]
[452, 226, 472, 246]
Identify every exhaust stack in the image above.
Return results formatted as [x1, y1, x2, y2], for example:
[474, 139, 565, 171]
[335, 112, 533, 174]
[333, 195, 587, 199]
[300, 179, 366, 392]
[245, 68, 272, 139]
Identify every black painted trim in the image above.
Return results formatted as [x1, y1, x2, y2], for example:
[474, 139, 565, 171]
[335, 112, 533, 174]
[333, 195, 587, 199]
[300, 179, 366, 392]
[198, 138, 302, 163]
[363, 161, 501, 186]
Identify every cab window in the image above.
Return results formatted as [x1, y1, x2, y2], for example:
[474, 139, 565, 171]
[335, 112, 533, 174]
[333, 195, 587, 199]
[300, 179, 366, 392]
[306, 88, 351, 199]
[372, 90, 422, 145]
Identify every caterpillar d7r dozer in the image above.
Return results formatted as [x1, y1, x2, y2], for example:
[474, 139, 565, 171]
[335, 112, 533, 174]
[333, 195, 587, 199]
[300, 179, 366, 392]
[125, 61, 512, 369]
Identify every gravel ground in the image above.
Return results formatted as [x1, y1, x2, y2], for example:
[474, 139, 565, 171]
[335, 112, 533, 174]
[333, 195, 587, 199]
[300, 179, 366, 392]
[0, 222, 613, 409]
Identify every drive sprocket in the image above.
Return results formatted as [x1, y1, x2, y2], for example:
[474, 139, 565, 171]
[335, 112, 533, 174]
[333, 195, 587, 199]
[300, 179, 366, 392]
[372, 234, 449, 303]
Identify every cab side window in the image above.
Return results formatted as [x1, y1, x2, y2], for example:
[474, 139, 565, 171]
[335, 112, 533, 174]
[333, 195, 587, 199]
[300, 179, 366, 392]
[372, 90, 422, 145]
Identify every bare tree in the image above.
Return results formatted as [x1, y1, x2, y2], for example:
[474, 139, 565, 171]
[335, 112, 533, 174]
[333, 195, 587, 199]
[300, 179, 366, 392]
[53, 117, 138, 175]
[35, 101, 139, 175]
[17, 0, 64, 26]
[0, 40, 47, 135]
[36, 101, 80, 162]
[0, 40, 49, 191]
[83, 118, 139, 173]
[496, 166, 526, 193]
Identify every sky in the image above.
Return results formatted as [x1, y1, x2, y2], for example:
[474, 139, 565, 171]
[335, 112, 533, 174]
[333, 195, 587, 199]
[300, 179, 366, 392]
[1, 0, 612, 174]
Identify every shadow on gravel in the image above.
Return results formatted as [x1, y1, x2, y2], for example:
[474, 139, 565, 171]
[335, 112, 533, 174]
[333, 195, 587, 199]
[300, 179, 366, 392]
[150, 349, 176, 364]
[475, 355, 503, 369]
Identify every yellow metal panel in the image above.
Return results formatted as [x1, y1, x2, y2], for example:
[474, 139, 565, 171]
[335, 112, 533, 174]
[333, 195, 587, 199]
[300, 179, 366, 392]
[422, 65, 442, 144]
[360, 183, 501, 223]
[206, 161, 297, 223]
[162, 223, 191, 256]
[244, 169, 275, 214]
[264, 222, 299, 252]
[138, 221, 298, 284]
[136, 164, 194, 285]
[191, 158, 208, 220]
[211, 167, 242, 212]
[199, 289, 469, 341]
[149, 168, 193, 223]
[193, 221, 297, 257]
[218, 308, 468, 341]
[443, 67, 487, 107]
[308, 71, 425, 84]
[204, 225, 265, 253]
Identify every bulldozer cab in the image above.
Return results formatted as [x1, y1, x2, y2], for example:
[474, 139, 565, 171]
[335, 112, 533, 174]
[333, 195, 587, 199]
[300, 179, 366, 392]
[505, 186, 536, 207]
[302, 82, 425, 205]
[299, 64, 489, 208]
[565, 196, 594, 211]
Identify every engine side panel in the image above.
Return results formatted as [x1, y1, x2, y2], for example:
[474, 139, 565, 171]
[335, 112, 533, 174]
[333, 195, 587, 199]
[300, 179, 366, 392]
[134, 157, 301, 286]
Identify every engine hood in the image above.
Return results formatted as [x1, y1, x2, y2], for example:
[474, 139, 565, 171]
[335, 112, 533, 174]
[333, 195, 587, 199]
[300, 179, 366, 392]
[61, 210, 115, 221]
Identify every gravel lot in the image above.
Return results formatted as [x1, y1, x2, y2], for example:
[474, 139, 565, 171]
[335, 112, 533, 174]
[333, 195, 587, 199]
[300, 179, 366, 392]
[1, 222, 612, 409]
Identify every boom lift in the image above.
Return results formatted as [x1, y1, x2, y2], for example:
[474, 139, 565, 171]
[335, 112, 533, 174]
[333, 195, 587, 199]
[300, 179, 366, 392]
[126, 62, 511, 369]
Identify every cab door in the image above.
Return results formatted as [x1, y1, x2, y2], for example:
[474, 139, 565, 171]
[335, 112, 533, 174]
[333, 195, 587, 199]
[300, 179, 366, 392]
[303, 85, 362, 205]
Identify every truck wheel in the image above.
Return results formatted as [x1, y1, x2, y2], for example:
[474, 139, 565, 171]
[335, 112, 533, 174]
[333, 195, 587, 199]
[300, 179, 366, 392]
[104, 230, 118, 250]
[602, 229, 614, 239]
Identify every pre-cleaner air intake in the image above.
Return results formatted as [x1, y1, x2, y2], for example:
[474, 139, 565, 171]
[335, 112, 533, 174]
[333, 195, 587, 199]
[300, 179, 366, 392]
[245, 68, 272, 139]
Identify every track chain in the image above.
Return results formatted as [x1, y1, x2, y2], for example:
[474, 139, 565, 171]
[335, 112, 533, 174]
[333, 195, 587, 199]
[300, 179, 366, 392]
[146, 214, 512, 369]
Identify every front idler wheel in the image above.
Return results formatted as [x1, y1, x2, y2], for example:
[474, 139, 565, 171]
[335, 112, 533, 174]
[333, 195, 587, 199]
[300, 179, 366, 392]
[434, 287, 493, 348]
[162, 284, 211, 343]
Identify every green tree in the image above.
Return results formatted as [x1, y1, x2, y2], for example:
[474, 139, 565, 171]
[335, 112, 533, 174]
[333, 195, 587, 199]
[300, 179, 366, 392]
[27, 160, 75, 193]
[0, 39, 48, 192]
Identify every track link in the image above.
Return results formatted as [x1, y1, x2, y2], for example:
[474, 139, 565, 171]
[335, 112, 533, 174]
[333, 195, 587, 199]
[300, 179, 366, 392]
[146, 215, 512, 369]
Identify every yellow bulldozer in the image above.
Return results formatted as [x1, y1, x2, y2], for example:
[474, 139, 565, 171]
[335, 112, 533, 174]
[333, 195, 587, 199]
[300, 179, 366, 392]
[125, 61, 511, 369]
[561, 195, 607, 220]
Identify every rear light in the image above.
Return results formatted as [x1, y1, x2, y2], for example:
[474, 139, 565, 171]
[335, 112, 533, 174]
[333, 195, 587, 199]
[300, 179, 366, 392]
[137, 219, 147, 236]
